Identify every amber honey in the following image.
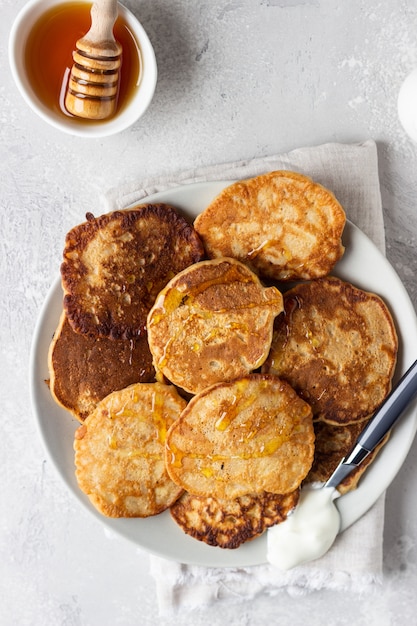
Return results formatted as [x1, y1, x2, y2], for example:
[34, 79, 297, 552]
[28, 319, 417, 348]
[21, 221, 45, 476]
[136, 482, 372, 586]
[24, 1, 141, 121]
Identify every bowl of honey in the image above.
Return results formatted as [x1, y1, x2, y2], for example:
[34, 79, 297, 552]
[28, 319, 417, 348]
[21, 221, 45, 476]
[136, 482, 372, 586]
[9, 0, 157, 137]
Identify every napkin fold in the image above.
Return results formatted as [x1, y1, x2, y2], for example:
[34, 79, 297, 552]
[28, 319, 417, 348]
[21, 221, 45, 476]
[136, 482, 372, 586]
[105, 140, 385, 256]
[105, 140, 386, 613]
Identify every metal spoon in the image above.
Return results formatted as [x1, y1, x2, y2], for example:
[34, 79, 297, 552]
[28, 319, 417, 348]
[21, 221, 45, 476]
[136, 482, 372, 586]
[267, 360, 417, 570]
[325, 358, 417, 489]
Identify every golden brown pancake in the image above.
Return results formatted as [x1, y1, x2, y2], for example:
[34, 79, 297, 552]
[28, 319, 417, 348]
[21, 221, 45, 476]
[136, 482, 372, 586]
[61, 204, 205, 340]
[170, 489, 300, 549]
[165, 374, 315, 500]
[147, 258, 283, 394]
[194, 171, 346, 281]
[74, 382, 187, 517]
[48, 311, 155, 422]
[304, 420, 390, 494]
[263, 277, 398, 425]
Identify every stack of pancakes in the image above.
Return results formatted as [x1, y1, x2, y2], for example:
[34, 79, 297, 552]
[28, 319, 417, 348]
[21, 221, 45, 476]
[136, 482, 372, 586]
[49, 204, 204, 420]
[261, 276, 397, 494]
[48, 171, 398, 550]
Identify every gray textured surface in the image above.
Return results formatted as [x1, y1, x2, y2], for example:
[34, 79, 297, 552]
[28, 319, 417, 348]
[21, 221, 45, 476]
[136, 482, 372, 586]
[2, 1, 417, 624]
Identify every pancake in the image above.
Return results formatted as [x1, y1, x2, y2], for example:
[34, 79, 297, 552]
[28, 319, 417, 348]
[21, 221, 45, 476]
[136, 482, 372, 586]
[74, 382, 187, 517]
[194, 171, 346, 281]
[304, 420, 390, 494]
[147, 258, 283, 394]
[61, 204, 205, 340]
[165, 374, 315, 500]
[170, 489, 300, 549]
[262, 277, 398, 425]
[48, 311, 155, 422]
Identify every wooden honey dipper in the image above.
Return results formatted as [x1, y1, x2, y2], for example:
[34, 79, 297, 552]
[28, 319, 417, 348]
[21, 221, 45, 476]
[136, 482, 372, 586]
[65, 0, 122, 120]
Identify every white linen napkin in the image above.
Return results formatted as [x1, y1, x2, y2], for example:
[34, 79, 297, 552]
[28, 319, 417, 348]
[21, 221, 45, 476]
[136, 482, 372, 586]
[105, 139, 386, 613]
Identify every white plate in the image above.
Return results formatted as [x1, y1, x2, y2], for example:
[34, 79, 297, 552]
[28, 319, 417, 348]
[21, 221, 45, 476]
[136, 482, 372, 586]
[30, 181, 417, 567]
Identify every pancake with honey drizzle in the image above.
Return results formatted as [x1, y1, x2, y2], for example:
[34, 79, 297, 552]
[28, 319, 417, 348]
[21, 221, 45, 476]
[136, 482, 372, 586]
[74, 382, 187, 517]
[48, 311, 155, 422]
[194, 171, 346, 281]
[147, 258, 283, 395]
[262, 276, 398, 425]
[61, 204, 205, 340]
[170, 488, 300, 549]
[165, 374, 315, 500]
[304, 420, 390, 495]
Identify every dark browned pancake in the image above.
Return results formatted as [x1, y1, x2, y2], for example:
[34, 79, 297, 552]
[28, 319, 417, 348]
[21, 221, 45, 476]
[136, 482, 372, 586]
[170, 489, 300, 549]
[194, 171, 346, 281]
[61, 204, 205, 340]
[263, 277, 398, 425]
[48, 311, 155, 421]
[304, 420, 390, 494]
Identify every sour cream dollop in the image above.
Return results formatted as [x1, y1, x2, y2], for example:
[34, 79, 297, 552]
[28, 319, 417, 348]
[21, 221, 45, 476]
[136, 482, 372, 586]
[267, 484, 341, 570]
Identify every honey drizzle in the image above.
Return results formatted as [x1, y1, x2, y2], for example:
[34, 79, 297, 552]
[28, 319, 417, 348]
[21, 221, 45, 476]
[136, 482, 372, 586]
[149, 263, 282, 325]
[151, 389, 168, 444]
[105, 388, 170, 459]
[167, 379, 297, 473]
[214, 379, 251, 431]
[149, 264, 282, 371]
[167, 434, 289, 470]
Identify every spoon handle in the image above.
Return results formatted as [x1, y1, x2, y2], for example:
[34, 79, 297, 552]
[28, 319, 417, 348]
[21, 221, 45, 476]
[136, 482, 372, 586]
[325, 359, 417, 489]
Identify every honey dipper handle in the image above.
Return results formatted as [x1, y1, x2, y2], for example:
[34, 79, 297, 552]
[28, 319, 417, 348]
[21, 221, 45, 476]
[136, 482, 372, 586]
[64, 0, 122, 119]
[82, 0, 119, 50]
